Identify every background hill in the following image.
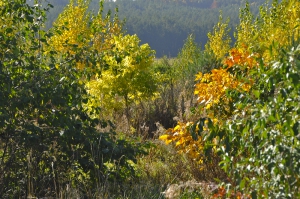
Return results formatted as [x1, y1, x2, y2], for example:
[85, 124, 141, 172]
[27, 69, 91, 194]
[44, 0, 265, 57]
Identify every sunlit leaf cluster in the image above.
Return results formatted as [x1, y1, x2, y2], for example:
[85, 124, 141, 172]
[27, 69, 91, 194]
[205, 13, 231, 60]
[160, 122, 204, 162]
[159, 46, 254, 154]
[236, 0, 300, 62]
[0, 0, 7, 7]
[47, 0, 157, 120]
[49, 0, 90, 54]
[48, 0, 122, 61]
[86, 34, 157, 118]
[194, 68, 251, 110]
[224, 46, 259, 69]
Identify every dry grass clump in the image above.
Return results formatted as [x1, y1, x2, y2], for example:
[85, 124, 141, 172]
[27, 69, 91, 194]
[163, 180, 219, 199]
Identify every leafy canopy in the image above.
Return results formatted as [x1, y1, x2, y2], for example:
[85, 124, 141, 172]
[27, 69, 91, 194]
[86, 34, 157, 118]
[49, 0, 158, 121]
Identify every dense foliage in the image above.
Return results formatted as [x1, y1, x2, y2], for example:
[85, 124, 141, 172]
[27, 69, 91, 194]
[1, 0, 299, 198]
[160, 0, 300, 198]
[0, 0, 152, 198]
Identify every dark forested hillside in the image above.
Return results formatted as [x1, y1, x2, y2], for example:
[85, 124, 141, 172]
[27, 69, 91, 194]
[44, 0, 265, 57]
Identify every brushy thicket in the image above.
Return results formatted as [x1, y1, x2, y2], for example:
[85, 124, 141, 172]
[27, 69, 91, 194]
[0, 0, 299, 199]
[0, 0, 209, 198]
[0, 0, 153, 198]
[160, 0, 300, 198]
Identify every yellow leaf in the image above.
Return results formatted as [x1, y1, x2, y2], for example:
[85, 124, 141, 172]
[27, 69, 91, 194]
[173, 125, 181, 131]
[165, 139, 173, 145]
[175, 138, 184, 147]
[159, 134, 169, 140]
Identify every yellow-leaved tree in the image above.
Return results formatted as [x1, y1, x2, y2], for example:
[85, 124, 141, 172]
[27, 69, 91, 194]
[49, 0, 90, 54]
[236, 1, 300, 61]
[47, 0, 122, 70]
[86, 34, 157, 120]
[205, 12, 231, 61]
[48, 0, 158, 123]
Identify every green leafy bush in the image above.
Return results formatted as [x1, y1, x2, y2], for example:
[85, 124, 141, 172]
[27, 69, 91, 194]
[211, 44, 300, 198]
[0, 1, 149, 198]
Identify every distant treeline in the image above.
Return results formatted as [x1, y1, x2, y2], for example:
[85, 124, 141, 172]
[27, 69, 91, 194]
[44, 0, 266, 57]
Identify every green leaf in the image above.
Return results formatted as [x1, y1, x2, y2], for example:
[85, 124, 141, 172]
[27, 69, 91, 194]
[253, 90, 260, 98]
[251, 190, 258, 199]
[293, 122, 299, 136]
[240, 178, 246, 189]
[190, 124, 198, 140]
[268, 115, 276, 122]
